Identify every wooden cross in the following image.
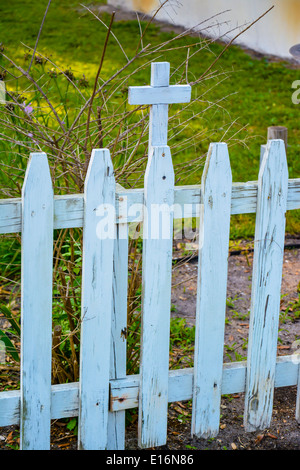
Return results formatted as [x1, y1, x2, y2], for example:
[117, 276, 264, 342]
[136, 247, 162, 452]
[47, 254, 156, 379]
[128, 62, 191, 150]
[128, 63, 191, 447]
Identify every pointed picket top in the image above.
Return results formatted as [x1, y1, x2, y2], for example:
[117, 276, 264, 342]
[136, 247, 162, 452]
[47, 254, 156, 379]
[21, 152, 53, 450]
[201, 142, 232, 201]
[244, 139, 288, 432]
[22, 152, 53, 198]
[192, 142, 232, 438]
[79, 148, 116, 450]
[84, 148, 115, 195]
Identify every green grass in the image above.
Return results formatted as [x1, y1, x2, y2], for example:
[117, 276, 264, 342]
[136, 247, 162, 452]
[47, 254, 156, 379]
[1, 0, 300, 238]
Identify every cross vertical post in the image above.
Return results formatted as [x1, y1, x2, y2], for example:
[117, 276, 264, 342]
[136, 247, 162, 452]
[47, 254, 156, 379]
[148, 62, 170, 150]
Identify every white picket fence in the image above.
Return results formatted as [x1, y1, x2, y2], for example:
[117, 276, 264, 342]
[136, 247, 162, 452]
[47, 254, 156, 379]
[0, 62, 300, 450]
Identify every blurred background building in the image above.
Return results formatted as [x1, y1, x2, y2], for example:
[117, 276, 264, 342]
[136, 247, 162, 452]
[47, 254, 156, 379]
[107, 0, 300, 59]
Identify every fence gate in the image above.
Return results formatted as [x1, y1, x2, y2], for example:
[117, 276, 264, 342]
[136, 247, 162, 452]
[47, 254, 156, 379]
[0, 62, 300, 450]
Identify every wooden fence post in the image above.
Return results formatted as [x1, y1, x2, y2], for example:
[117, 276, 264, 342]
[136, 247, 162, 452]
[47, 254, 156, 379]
[138, 145, 174, 448]
[244, 140, 288, 432]
[21, 153, 53, 450]
[78, 149, 115, 450]
[191, 143, 232, 438]
[108, 219, 128, 450]
[260, 126, 288, 165]
[267, 126, 288, 149]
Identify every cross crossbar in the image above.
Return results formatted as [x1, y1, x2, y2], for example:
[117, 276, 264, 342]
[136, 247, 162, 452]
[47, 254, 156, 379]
[128, 62, 191, 149]
[128, 84, 192, 105]
[128, 62, 191, 105]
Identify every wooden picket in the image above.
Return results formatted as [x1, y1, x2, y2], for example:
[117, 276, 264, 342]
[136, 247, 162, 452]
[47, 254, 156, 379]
[108, 220, 128, 449]
[138, 145, 174, 448]
[78, 149, 115, 450]
[21, 153, 53, 450]
[191, 142, 232, 438]
[244, 139, 288, 432]
[0, 62, 300, 450]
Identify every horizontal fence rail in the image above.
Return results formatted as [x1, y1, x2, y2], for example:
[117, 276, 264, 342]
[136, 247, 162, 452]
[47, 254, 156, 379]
[0, 356, 298, 426]
[1, 179, 300, 234]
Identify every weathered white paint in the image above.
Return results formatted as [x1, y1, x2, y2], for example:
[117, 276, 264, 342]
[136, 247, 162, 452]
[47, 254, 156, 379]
[129, 61, 190, 448]
[244, 140, 288, 432]
[109, 355, 300, 412]
[1, 355, 298, 426]
[129, 62, 191, 152]
[138, 145, 174, 448]
[192, 143, 232, 438]
[0, 181, 294, 234]
[2, 179, 300, 233]
[108, 0, 300, 59]
[107, 221, 128, 450]
[78, 149, 115, 450]
[20, 153, 53, 450]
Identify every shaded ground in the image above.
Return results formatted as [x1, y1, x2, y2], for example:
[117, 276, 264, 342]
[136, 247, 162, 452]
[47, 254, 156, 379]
[123, 236, 300, 451]
[124, 387, 300, 450]
[171, 236, 300, 351]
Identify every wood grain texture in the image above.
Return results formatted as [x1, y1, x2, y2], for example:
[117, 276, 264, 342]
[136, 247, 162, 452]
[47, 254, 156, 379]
[244, 140, 288, 432]
[107, 222, 128, 450]
[0, 60, 299, 450]
[78, 149, 115, 450]
[20, 153, 53, 450]
[191, 143, 232, 438]
[138, 145, 174, 448]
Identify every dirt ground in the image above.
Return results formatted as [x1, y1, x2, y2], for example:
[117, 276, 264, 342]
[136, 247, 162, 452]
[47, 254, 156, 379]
[123, 236, 300, 451]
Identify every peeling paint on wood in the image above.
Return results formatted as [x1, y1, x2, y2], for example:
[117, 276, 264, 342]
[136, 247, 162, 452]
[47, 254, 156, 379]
[244, 140, 288, 432]
[2, 180, 300, 233]
[78, 149, 115, 450]
[191, 143, 232, 438]
[138, 146, 174, 448]
[20, 153, 53, 450]
[108, 222, 128, 450]
[0, 356, 298, 425]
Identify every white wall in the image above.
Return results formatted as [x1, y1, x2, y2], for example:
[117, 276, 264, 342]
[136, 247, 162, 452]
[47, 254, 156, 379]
[107, 0, 300, 59]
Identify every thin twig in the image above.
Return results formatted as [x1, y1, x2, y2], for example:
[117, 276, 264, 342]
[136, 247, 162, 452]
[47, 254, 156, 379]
[27, 0, 52, 73]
